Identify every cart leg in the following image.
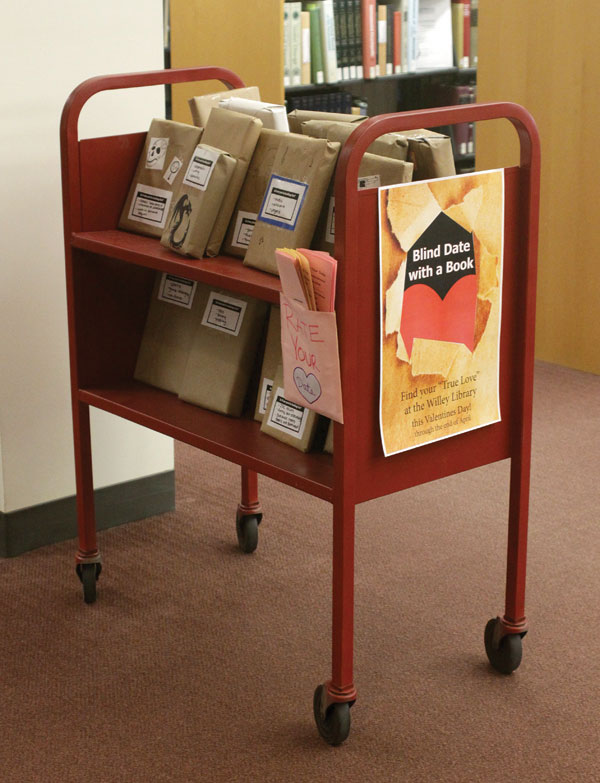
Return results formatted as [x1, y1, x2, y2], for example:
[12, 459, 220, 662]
[72, 402, 102, 603]
[235, 467, 262, 554]
[485, 453, 530, 673]
[314, 497, 357, 745]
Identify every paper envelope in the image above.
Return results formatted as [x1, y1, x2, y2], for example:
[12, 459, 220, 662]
[279, 293, 343, 423]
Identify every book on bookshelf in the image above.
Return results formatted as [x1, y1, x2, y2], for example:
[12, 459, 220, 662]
[284, 3, 291, 87]
[290, 3, 303, 86]
[451, 0, 470, 68]
[462, 1, 471, 69]
[300, 10, 312, 84]
[361, 0, 377, 78]
[377, 3, 387, 76]
[416, 0, 453, 71]
[469, 0, 478, 67]
[334, 0, 345, 80]
[319, 0, 339, 82]
[393, 10, 402, 73]
[305, 3, 325, 84]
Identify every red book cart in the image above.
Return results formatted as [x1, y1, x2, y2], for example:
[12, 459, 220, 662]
[60, 67, 540, 745]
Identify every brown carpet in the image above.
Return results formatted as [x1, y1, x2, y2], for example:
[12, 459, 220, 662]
[0, 361, 598, 782]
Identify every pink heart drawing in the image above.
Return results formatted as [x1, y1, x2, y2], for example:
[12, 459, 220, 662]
[293, 367, 321, 404]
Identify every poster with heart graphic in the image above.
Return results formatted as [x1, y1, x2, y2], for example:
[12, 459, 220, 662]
[279, 293, 343, 423]
[379, 169, 504, 455]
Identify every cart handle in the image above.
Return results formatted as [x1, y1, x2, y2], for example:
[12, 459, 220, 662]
[60, 66, 244, 146]
[336, 101, 540, 186]
[60, 66, 245, 239]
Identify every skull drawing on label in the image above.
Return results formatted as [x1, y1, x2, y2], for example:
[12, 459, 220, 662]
[168, 194, 192, 249]
[146, 137, 169, 169]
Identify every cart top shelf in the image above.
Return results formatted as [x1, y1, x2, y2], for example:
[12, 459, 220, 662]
[71, 230, 282, 304]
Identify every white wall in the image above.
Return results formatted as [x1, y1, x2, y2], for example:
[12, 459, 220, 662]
[0, 1, 174, 514]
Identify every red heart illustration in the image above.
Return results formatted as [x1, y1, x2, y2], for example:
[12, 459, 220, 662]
[400, 275, 478, 357]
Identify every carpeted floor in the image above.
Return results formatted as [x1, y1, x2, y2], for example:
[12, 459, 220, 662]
[0, 361, 598, 782]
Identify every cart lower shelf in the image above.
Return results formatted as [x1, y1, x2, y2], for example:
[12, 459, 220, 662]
[79, 382, 334, 501]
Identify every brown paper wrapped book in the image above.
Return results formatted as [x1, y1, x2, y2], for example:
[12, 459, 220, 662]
[260, 365, 320, 452]
[134, 272, 205, 394]
[287, 109, 366, 134]
[200, 108, 262, 257]
[188, 86, 261, 127]
[301, 119, 409, 161]
[254, 305, 281, 422]
[221, 128, 290, 259]
[243, 135, 340, 275]
[119, 120, 203, 238]
[178, 285, 268, 417]
[403, 129, 456, 180]
[312, 152, 414, 254]
[160, 143, 236, 259]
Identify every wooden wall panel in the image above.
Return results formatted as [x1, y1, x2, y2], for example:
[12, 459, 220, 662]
[476, 1, 600, 373]
[169, 0, 284, 125]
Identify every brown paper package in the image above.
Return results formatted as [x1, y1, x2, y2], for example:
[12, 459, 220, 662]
[323, 419, 334, 454]
[178, 285, 268, 417]
[260, 365, 320, 452]
[160, 144, 236, 259]
[254, 305, 281, 422]
[119, 120, 203, 238]
[200, 108, 262, 256]
[188, 86, 261, 127]
[287, 109, 366, 134]
[403, 129, 456, 180]
[312, 152, 414, 254]
[222, 128, 291, 259]
[134, 272, 205, 394]
[243, 136, 340, 276]
[301, 119, 409, 161]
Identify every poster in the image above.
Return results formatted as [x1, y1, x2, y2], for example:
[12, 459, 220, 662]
[378, 169, 504, 456]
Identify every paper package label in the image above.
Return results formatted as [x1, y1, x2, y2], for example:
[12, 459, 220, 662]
[182, 146, 219, 191]
[258, 175, 308, 230]
[358, 174, 381, 190]
[266, 386, 309, 439]
[128, 184, 173, 228]
[325, 197, 335, 243]
[258, 376, 274, 415]
[201, 291, 247, 336]
[146, 137, 169, 169]
[163, 156, 183, 185]
[231, 211, 258, 249]
[157, 273, 197, 309]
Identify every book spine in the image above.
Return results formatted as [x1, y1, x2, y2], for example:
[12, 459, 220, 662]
[300, 11, 312, 83]
[377, 4, 387, 77]
[336, 0, 347, 79]
[361, 0, 377, 78]
[352, 0, 362, 78]
[409, 0, 418, 72]
[393, 9, 402, 73]
[451, 0, 464, 69]
[290, 3, 303, 85]
[469, 0, 478, 66]
[386, 2, 394, 75]
[462, 0, 470, 68]
[320, 0, 339, 82]
[401, 0, 408, 74]
[345, 0, 353, 79]
[284, 2, 291, 87]
[307, 4, 325, 83]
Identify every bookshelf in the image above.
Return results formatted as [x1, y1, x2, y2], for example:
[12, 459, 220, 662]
[282, 1, 478, 171]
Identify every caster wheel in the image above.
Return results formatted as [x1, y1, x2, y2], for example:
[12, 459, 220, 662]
[235, 513, 261, 554]
[484, 618, 523, 674]
[76, 562, 102, 605]
[313, 685, 351, 746]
